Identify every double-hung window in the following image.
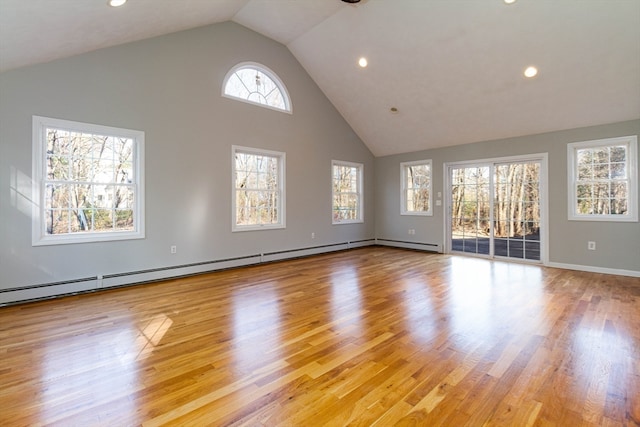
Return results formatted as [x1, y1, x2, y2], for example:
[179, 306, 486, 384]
[401, 160, 432, 215]
[32, 116, 145, 245]
[332, 160, 363, 224]
[232, 146, 285, 231]
[567, 135, 637, 221]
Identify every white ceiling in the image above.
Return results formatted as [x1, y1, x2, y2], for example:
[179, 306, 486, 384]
[1, 0, 639, 156]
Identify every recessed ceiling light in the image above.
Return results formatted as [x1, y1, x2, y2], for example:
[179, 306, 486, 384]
[108, 0, 127, 7]
[358, 57, 368, 68]
[524, 66, 538, 78]
[504, 0, 516, 4]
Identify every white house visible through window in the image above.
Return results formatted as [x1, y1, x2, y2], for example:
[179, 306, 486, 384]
[232, 146, 285, 231]
[332, 160, 363, 224]
[32, 116, 145, 245]
[401, 160, 432, 215]
[223, 62, 291, 113]
[567, 135, 638, 221]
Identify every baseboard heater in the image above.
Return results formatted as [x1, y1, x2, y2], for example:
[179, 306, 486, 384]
[375, 238, 441, 253]
[0, 239, 376, 306]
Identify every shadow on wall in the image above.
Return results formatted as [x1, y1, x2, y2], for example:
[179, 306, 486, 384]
[7, 165, 53, 276]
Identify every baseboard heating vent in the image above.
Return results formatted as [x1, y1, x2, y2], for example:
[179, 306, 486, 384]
[375, 238, 441, 253]
[0, 239, 376, 306]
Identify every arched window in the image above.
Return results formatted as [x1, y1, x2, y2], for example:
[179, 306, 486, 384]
[222, 62, 292, 113]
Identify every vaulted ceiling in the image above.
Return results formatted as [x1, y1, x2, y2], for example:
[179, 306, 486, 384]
[1, 0, 638, 156]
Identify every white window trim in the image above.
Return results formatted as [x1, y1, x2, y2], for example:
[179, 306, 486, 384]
[401, 159, 433, 216]
[443, 152, 549, 265]
[567, 135, 638, 222]
[232, 145, 286, 232]
[332, 160, 364, 225]
[222, 61, 292, 114]
[32, 116, 145, 246]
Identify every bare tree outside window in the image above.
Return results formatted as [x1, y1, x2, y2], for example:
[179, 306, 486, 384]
[402, 160, 431, 215]
[45, 129, 135, 235]
[33, 116, 144, 245]
[450, 162, 541, 261]
[568, 136, 637, 222]
[232, 146, 285, 231]
[332, 161, 363, 223]
[575, 146, 628, 215]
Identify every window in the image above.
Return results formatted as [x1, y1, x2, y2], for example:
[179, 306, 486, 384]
[401, 160, 432, 215]
[32, 116, 145, 245]
[567, 135, 637, 221]
[223, 62, 291, 113]
[232, 146, 285, 231]
[332, 160, 363, 224]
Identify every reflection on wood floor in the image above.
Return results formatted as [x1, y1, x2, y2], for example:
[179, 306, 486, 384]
[1, 247, 639, 426]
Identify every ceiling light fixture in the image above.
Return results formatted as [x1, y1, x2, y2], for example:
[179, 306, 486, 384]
[108, 0, 127, 7]
[358, 57, 368, 68]
[342, 0, 361, 3]
[524, 66, 538, 78]
[504, 0, 516, 4]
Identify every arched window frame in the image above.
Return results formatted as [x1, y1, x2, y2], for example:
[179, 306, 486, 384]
[222, 62, 292, 114]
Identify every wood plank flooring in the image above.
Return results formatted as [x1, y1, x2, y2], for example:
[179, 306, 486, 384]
[1, 247, 639, 426]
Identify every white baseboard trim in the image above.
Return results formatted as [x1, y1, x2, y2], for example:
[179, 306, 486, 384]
[261, 240, 372, 263]
[375, 238, 441, 253]
[0, 256, 262, 306]
[101, 256, 263, 289]
[0, 239, 376, 306]
[547, 262, 640, 278]
[5, 241, 633, 306]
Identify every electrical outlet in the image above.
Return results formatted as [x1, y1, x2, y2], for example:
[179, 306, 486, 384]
[170, 245, 177, 254]
[587, 241, 596, 251]
[311, 232, 315, 239]
[408, 229, 416, 235]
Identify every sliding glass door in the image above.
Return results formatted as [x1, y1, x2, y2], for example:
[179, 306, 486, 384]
[448, 157, 544, 262]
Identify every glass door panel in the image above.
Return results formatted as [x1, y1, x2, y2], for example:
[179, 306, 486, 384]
[450, 166, 491, 256]
[493, 161, 541, 261]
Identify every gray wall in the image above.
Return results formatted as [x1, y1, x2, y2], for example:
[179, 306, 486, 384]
[1, 20, 637, 302]
[375, 120, 640, 273]
[0, 22, 375, 294]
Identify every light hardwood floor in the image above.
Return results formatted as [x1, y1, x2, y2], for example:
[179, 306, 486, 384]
[1, 247, 639, 426]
